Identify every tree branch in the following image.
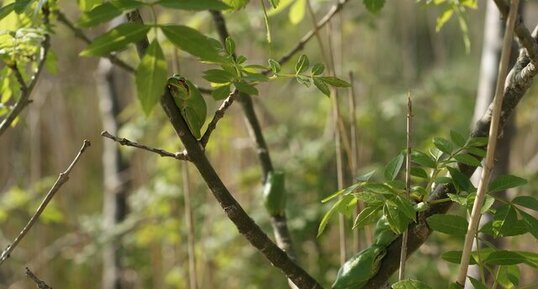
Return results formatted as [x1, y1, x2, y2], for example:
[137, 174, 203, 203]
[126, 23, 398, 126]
[266, 0, 350, 74]
[101, 130, 189, 161]
[25, 267, 52, 289]
[199, 89, 239, 148]
[364, 30, 538, 288]
[0, 140, 91, 265]
[0, 6, 50, 137]
[55, 11, 136, 73]
[494, 0, 538, 60]
[124, 10, 323, 288]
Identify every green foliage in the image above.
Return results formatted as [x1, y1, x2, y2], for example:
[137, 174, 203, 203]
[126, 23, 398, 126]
[363, 0, 385, 14]
[161, 25, 226, 63]
[136, 40, 167, 115]
[332, 245, 386, 289]
[158, 0, 231, 10]
[77, 1, 144, 27]
[80, 23, 151, 56]
[426, 214, 468, 236]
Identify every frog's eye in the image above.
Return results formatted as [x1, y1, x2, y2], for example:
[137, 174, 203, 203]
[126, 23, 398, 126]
[178, 79, 189, 93]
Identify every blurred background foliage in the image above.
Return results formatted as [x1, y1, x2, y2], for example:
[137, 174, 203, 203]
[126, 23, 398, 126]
[0, 0, 537, 288]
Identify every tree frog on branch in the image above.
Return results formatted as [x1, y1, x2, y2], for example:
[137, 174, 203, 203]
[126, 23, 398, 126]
[167, 74, 207, 139]
[332, 245, 387, 289]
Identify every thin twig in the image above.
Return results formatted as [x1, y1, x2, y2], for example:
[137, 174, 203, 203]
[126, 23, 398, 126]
[265, 0, 350, 74]
[101, 131, 189, 161]
[25, 267, 52, 289]
[199, 89, 239, 147]
[182, 163, 199, 289]
[456, 0, 519, 285]
[0, 6, 50, 137]
[399, 93, 412, 280]
[55, 11, 136, 73]
[0, 140, 91, 265]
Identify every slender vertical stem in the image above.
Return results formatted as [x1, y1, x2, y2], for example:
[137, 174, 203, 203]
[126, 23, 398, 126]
[456, 0, 519, 285]
[399, 94, 412, 280]
[348, 72, 361, 253]
[183, 163, 199, 289]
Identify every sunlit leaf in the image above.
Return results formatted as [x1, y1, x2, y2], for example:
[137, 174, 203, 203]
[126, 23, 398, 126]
[392, 279, 432, 289]
[488, 175, 527, 193]
[80, 23, 150, 56]
[136, 40, 167, 115]
[426, 214, 467, 236]
[161, 25, 226, 63]
[159, 0, 231, 10]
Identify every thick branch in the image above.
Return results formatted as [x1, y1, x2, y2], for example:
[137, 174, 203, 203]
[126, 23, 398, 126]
[494, 0, 538, 60]
[365, 36, 538, 288]
[0, 140, 91, 265]
[101, 130, 189, 161]
[55, 11, 136, 73]
[160, 89, 324, 289]
[125, 10, 323, 288]
[0, 6, 50, 136]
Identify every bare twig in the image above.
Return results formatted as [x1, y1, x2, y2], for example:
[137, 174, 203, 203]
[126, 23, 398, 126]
[266, 0, 350, 74]
[101, 131, 189, 161]
[0, 6, 50, 137]
[55, 11, 136, 73]
[25, 267, 52, 289]
[199, 89, 239, 147]
[399, 93, 412, 280]
[456, 0, 519, 285]
[0, 140, 91, 265]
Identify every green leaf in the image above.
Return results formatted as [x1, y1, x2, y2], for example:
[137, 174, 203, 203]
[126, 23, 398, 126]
[77, 3, 122, 27]
[362, 183, 395, 197]
[454, 153, 481, 167]
[481, 219, 528, 237]
[0, 3, 15, 21]
[497, 265, 520, 288]
[393, 195, 416, 221]
[203, 69, 234, 84]
[411, 150, 436, 168]
[515, 250, 538, 268]
[136, 40, 167, 115]
[14, 0, 33, 13]
[269, 0, 279, 9]
[225, 37, 235, 55]
[433, 137, 453, 154]
[466, 147, 486, 158]
[392, 279, 432, 289]
[363, 0, 385, 14]
[410, 167, 428, 179]
[311, 63, 324, 75]
[488, 175, 527, 193]
[384, 200, 409, 234]
[159, 0, 231, 10]
[436, 6, 454, 31]
[492, 205, 518, 238]
[80, 23, 151, 56]
[211, 85, 231, 101]
[441, 249, 496, 265]
[518, 210, 538, 239]
[353, 204, 381, 229]
[318, 76, 351, 87]
[313, 77, 330, 97]
[355, 170, 376, 182]
[447, 166, 473, 192]
[467, 136, 488, 147]
[234, 81, 258, 95]
[161, 25, 226, 63]
[295, 74, 312, 87]
[222, 0, 249, 10]
[318, 194, 354, 236]
[484, 251, 527, 266]
[467, 277, 487, 289]
[384, 153, 404, 181]
[512, 196, 538, 211]
[289, 0, 305, 24]
[268, 58, 281, 74]
[295, 54, 309, 74]
[426, 214, 468, 236]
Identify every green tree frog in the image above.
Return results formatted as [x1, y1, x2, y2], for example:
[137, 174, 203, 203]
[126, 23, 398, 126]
[167, 74, 207, 139]
[332, 245, 386, 289]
